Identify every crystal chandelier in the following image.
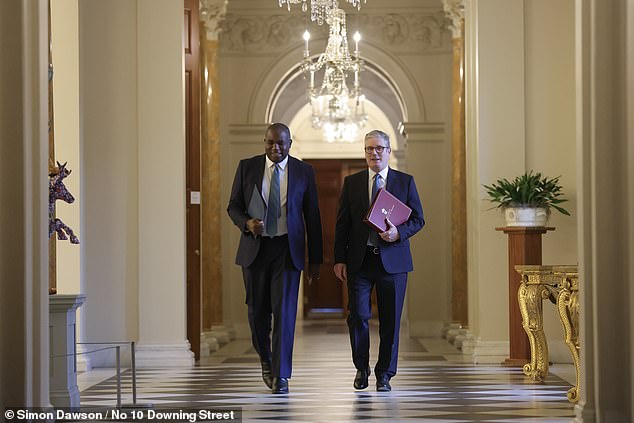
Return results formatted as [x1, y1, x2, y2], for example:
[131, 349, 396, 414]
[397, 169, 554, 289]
[278, 0, 366, 25]
[302, 8, 367, 142]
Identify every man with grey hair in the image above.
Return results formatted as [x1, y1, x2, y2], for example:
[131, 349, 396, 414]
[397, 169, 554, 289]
[334, 129, 425, 392]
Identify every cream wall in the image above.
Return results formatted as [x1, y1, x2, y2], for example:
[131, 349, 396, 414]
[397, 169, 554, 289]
[465, 0, 577, 362]
[466, 0, 526, 358]
[135, 0, 191, 363]
[524, 0, 577, 362]
[51, 0, 81, 298]
[404, 122, 452, 337]
[79, 0, 140, 351]
[79, 0, 192, 366]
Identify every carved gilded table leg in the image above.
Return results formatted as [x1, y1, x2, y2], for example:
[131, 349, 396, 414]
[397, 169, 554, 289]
[518, 281, 551, 382]
[556, 276, 580, 403]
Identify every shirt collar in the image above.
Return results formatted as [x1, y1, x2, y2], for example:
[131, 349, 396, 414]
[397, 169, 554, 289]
[370, 166, 389, 181]
[266, 155, 288, 170]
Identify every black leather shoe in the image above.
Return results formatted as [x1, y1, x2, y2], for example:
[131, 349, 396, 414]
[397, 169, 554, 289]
[353, 368, 370, 390]
[261, 361, 272, 389]
[272, 377, 289, 394]
[376, 374, 391, 392]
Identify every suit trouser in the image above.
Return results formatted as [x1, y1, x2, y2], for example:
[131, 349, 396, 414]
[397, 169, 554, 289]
[347, 247, 408, 378]
[242, 235, 300, 378]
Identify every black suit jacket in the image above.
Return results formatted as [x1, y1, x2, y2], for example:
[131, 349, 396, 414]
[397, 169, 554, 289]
[227, 154, 323, 270]
[334, 168, 424, 275]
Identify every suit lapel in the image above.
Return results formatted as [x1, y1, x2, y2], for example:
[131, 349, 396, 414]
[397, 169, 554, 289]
[286, 157, 298, 213]
[360, 169, 370, 209]
[385, 167, 393, 193]
[252, 155, 266, 199]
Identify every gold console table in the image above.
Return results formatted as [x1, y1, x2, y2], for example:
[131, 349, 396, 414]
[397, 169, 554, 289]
[515, 265, 579, 403]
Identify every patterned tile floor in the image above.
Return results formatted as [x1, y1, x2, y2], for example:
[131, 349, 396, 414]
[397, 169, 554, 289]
[80, 319, 576, 422]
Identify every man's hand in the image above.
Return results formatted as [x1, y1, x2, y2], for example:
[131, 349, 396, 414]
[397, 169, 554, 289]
[334, 263, 347, 283]
[246, 218, 264, 236]
[379, 218, 400, 243]
[306, 263, 320, 285]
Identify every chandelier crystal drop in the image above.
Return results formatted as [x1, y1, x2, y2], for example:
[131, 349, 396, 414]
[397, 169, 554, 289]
[302, 8, 367, 142]
[278, 0, 366, 25]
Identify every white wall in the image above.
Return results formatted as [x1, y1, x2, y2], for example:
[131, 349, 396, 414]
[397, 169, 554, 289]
[79, 0, 192, 367]
[465, 0, 578, 362]
[136, 0, 189, 351]
[524, 0, 577, 362]
[466, 0, 526, 357]
[79, 0, 140, 348]
[51, 0, 81, 297]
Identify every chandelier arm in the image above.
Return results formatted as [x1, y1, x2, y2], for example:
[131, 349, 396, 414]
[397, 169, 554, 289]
[277, 0, 365, 24]
[293, 4, 368, 142]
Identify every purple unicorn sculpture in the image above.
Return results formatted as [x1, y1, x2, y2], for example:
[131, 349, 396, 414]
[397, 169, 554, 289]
[49, 161, 79, 244]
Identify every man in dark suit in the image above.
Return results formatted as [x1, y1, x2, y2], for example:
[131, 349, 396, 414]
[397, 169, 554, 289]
[227, 123, 323, 394]
[334, 129, 425, 392]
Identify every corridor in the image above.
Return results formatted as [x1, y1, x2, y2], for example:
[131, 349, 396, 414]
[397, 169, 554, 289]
[79, 319, 576, 422]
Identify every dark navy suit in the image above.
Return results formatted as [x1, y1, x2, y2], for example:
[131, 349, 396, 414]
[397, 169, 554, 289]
[334, 168, 424, 378]
[228, 154, 322, 378]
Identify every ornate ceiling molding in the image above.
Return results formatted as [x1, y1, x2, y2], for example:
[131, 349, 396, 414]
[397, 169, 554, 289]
[220, 12, 451, 54]
[442, 0, 465, 39]
[200, 0, 228, 41]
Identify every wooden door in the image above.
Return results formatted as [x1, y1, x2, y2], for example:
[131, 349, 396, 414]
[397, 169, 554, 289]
[304, 159, 366, 318]
[184, 0, 201, 359]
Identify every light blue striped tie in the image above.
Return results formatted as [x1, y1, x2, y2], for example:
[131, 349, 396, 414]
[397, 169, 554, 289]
[368, 173, 383, 246]
[266, 164, 280, 236]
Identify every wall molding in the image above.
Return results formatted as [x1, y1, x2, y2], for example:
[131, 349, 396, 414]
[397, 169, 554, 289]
[135, 342, 195, 368]
[220, 12, 451, 55]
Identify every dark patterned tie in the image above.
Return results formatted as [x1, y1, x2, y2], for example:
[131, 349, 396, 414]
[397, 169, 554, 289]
[368, 173, 383, 246]
[266, 164, 280, 236]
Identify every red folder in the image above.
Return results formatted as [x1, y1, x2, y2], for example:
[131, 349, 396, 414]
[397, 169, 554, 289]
[364, 188, 412, 232]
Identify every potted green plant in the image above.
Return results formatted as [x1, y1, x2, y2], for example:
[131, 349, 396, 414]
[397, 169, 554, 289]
[483, 171, 570, 226]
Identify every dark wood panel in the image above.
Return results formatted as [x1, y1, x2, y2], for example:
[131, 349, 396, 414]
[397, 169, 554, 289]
[184, 0, 200, 360]
[496, 226, 554, 365]
[304, 159, 366, 318]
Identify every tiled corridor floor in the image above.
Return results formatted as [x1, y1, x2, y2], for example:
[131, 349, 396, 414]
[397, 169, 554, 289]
[80, 319, 576, 422]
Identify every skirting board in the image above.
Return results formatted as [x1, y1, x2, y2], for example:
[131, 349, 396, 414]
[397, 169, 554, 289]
[462, 339, 509, 364]
[135, 342, 195, 367]
[76, 344, 93, 372]
[230, 322, 251, 339]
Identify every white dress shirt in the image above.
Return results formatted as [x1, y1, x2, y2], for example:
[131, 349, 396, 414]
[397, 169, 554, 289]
[368, 166, 389, 203]
[262, 156, 288, 236]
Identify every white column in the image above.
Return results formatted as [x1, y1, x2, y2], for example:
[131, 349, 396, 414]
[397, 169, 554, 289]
[464, 0, 526, 362]
[0, 0, 51, 407]
[136, 0, 193, 367]
[399, 122, 451, 337]
[575, 0, 633, 420]
[79, 0, 140, 364]
[223, 125, 268, 339]
[79, 0, 192, 367]
[49, 295, 86, 408]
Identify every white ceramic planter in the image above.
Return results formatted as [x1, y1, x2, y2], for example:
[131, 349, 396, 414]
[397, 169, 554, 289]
[504, 207, 549, 227]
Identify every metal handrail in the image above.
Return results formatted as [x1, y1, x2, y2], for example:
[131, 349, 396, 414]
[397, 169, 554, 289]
[52, 341, 146, 408]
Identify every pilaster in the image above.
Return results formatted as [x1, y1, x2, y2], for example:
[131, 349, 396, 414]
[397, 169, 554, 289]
[443, 0, 467, 327]
[200, 0, 228, 335]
